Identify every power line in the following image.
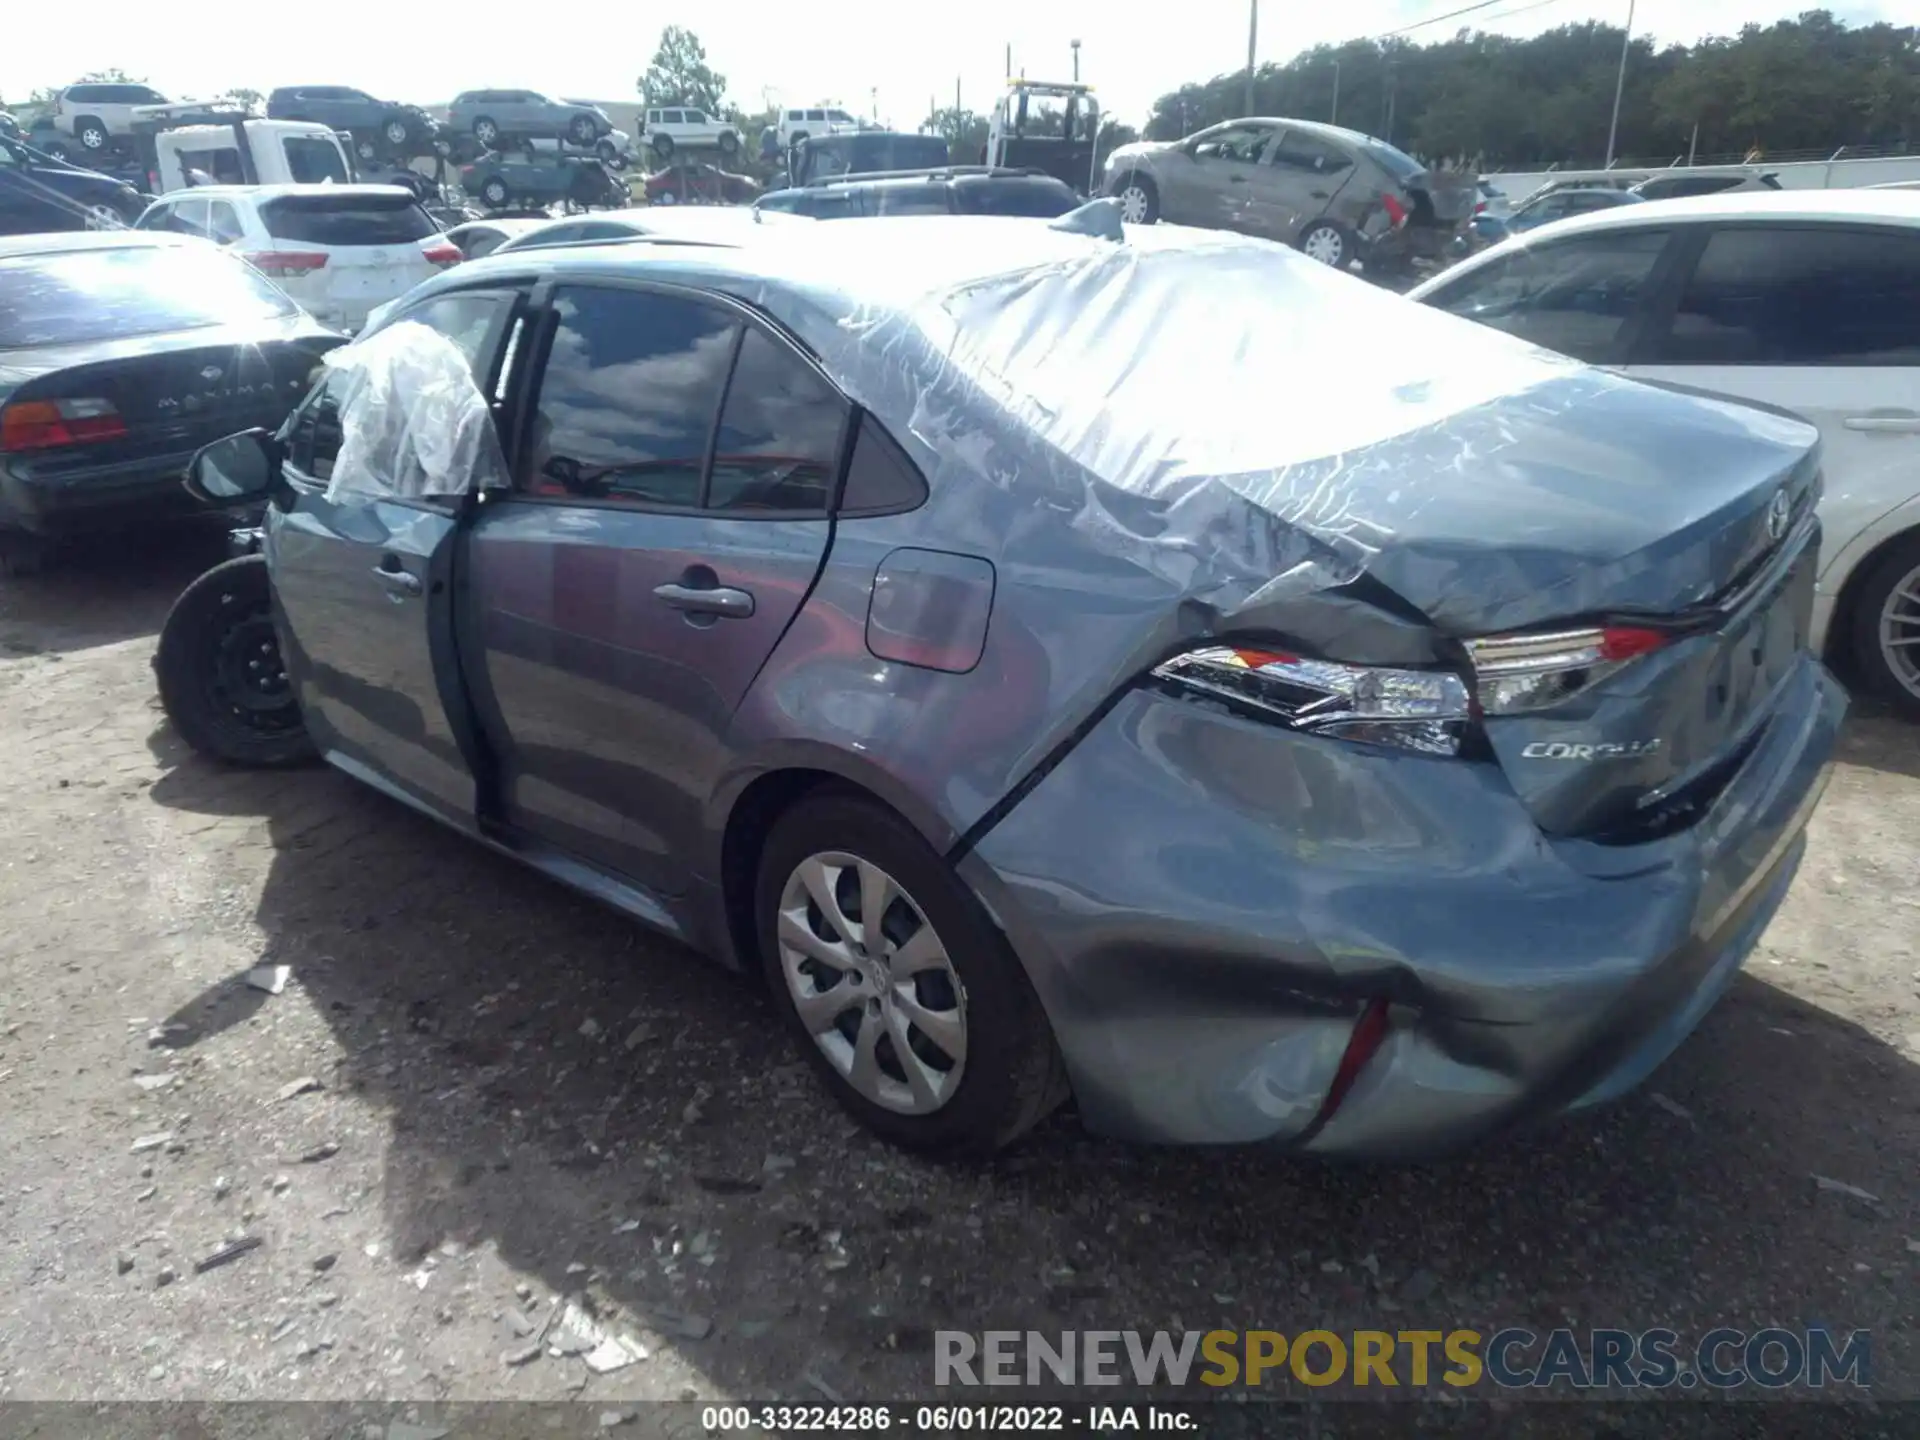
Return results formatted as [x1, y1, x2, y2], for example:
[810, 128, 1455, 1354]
[1376, 0, 1566, 40]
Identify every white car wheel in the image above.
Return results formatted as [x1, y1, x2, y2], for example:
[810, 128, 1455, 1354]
[1300, 222, 1348, 267]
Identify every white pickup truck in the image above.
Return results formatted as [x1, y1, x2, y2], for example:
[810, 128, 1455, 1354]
[150, 119, 354, 194]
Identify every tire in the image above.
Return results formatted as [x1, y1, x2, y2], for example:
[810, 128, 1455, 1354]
[355, 138, 378, 162]
[717, 130, 738, 156]
[76, 118, 109, 151]
[568, 115, 598, 146]
[755, 789, 1068, 1156]
[789, 131, 809, 150]
[154, 556, 316, 768]
[1847, 532, 1920, 721]
[597, 139, 625, 170]
[479, 177, 511, 210]
[472, 116, 498, 147]
[1113, 173, 1158, 224]
[1298, 219, 1354, 268]
[83, 202, 124, 231]
[651, 132, 674, 159]
[383, 115, 411, 147]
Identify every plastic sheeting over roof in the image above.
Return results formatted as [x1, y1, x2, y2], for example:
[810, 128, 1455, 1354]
[694, 220, 1816, 628]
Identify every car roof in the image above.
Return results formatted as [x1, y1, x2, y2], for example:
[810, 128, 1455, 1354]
[503, 206, 802, 244]
[0, 230, 193, 260]
[156, 184, 420, 203]
[449, 212, 1193, 312]
[1502, 188, 1920, 236]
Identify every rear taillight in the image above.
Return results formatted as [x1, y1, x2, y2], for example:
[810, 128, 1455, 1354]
[421, 242, 461, 268]
[1151, 646, 1471, 756]
[245, 251, 329, 278]
[0, 397, 128, 453]
[1473, 200, 1487, 215]
[1466, 626, 1672, 714]
[1381, 193, 1408, 229]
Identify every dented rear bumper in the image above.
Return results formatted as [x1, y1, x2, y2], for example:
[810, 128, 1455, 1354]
[959, 655, 1845, 1157]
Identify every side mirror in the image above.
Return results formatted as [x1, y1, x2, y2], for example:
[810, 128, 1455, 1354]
[185, 428, 279, 506]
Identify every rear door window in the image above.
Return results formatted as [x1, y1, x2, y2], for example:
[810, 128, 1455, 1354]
[1270, 132, 1353, 176]
[707, 327, 849, 513]
[206, 200, 244, 244]
[261, 194, 437, 245]
[1422, 228, 1674, 364]
[1641, 224, 1920, 366]
[522, 286, 737, 507]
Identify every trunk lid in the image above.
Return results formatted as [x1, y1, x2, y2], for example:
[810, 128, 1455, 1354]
[1336, 374, 1823, 841]
[3, 325, 338, 466]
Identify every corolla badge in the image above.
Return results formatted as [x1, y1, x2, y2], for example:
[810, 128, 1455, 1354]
[1521, 740, 1663, 760]
[1766, 489, 1791, 542]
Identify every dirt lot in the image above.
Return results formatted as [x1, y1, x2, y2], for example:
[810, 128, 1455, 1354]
[0, 532, 1915, 1431]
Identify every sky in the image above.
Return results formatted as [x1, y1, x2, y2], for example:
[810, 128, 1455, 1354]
[1, 0, 1897, 133]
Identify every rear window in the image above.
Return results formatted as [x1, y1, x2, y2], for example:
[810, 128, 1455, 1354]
[953, 180, 1079, 218]
[0, 244, 297, 348]
[1360, 136, 1426, 183]
[843, 135, 950, 173]
[261, 194, 437, 246]
[284, 137, 350, 184]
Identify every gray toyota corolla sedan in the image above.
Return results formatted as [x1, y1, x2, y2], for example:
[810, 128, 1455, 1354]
[154, 211, 1845, 1159]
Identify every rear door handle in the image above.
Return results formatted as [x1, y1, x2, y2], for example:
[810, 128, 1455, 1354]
[372, 565, 422, 598]
[1843, 411, 1920, 433]
[653, 582, 755, 619]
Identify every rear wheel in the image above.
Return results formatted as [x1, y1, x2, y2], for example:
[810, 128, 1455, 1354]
[651, 132, 674, 159]
[1298, 218, 1354, 268]
[383, 115, 411, 147]
[479, 177, 511, 210]
[1114, 173, 1158, 224]
[1849, 533, 1920, 721]
[717, 130, 738, 157]
[355, 137, 378, 162]
[472, 116, 499, 147]
[755, 790, 1067, 1155]
[76, 118, 109, 151]
[155, 556, 316, 768]
[568, 114, 598, 146]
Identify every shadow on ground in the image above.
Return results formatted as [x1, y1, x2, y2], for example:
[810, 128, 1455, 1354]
[141, 726, 1919, 1413]
[0, 524, 234, 656]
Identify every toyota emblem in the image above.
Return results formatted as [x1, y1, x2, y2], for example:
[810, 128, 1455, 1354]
[199, 365, 223, 382]
[1766, 489, 1791, 542]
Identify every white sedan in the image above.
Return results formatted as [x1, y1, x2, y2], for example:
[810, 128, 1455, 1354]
[1410, 189, 1920, 717]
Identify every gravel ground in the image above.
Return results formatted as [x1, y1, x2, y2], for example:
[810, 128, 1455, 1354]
[0, 532, 1915, 1433]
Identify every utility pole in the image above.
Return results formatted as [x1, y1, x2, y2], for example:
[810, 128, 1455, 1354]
[1244, 0, 1258, 116]
[1604, 0, 1636, 167]
[1072, 39, 1081, 83]
[1383, 66, 1397, 143]
[1330, 59, 1341, 125]
[1006, 44, 1012, 79]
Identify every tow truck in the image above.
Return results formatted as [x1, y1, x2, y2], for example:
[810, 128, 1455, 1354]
[984, 79, 1101, 196]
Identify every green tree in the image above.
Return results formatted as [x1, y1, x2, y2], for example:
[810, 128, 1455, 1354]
[929, 105, 989, 164]
[214, 87, 264, 112]
[639, 26, 727, 114]
[1144, 12, 1920, 169]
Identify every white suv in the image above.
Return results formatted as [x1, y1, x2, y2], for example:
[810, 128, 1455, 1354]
[51, 81, 175, 152]
[134, 184, 459, 333]
[776, 106, 861, 151]
[640, 108, 740, 159]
